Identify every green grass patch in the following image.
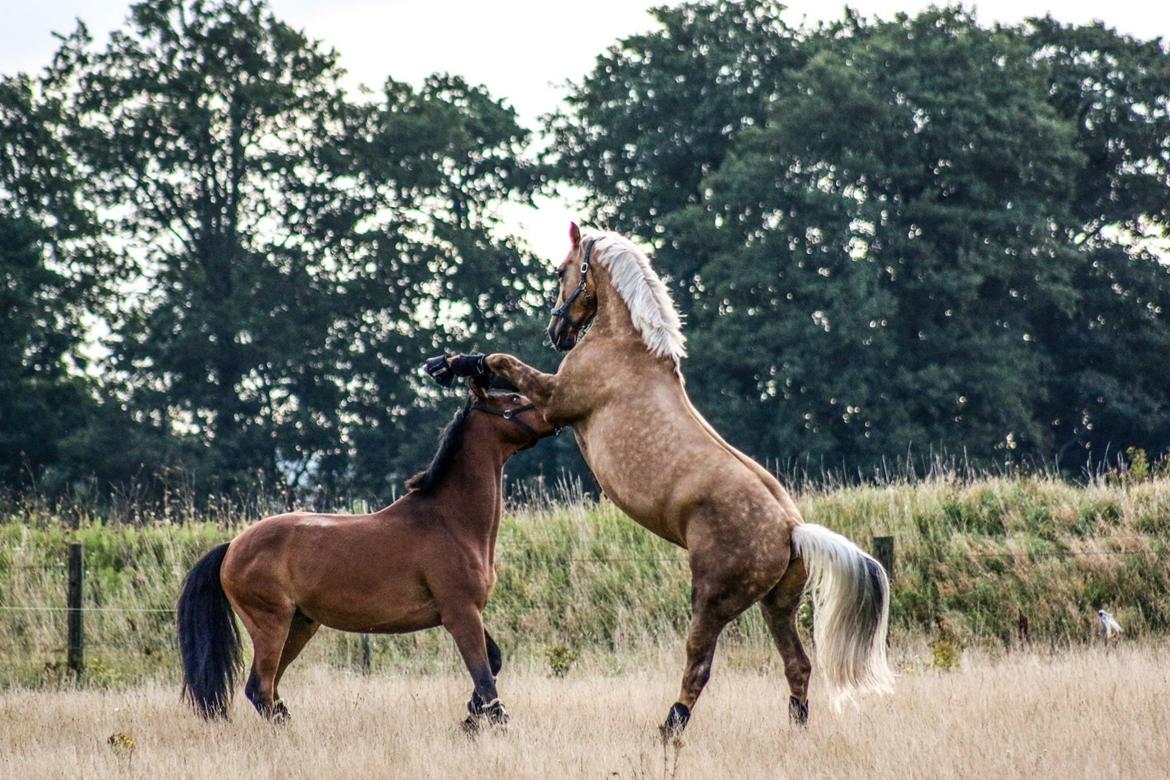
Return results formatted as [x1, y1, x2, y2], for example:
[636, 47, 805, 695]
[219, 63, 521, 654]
[2, 475, 1168, 688]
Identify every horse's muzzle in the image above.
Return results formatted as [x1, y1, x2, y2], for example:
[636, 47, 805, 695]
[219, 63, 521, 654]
[547, 318, 576, 352]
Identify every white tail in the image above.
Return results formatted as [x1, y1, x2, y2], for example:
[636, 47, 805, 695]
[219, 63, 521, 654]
[791, 523, 894, 708]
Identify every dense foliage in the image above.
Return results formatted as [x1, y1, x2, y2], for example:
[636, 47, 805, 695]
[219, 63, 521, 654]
[1, 0, 1168, 501]
[551, 2, 1170, 477]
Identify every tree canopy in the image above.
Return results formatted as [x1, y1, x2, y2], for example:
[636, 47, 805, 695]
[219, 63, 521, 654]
[2, 0, 1168, 502]
[551, 3, 1170, 476]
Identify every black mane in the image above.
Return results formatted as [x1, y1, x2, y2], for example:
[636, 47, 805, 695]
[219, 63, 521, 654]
[405, 400, 472, 494]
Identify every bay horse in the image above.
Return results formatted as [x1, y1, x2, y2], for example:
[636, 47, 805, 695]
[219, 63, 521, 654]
[176, 382, 554, 730]
[428, 223, 893, 736]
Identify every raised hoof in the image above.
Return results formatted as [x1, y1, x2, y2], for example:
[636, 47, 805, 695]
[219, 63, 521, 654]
[659, 703, 690, 742]
[788, 696, 808, 726]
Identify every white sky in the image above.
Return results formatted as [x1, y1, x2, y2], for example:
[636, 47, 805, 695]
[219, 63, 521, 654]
[3, 0, 1168, 261]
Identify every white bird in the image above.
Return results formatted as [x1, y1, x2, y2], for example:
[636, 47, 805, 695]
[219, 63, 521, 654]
[1097, 609, 1123, 641]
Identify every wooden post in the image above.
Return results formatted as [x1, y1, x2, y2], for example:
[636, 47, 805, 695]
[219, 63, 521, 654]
[872, 536, 894, 583]
[360, 635, 372, 674]
[1017, 608, 1030, 645]
[67, 543, 84, 679]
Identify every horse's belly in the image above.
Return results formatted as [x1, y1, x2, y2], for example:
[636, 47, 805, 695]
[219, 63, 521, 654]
[302, 592, 441, 635]
[290, 558, 441, 634]
[574, 426, 685, 546]
[604, 490, 684, 547]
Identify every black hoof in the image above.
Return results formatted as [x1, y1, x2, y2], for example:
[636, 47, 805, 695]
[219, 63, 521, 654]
[462, 697, 508, 736]
[659, 703, 690, 742]
[485, 700, 509, 726]
[271, 701, 291, 724]
[788, 696, 808, 726]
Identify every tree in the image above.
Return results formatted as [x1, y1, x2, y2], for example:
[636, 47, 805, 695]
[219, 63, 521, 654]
[684, 9, 1083, 468]
[41, 0, 542, 496]
[547, 0, 805, 316]
[1027, 18, 1170, 463]
[0, 72, 108, 488]
[336, 74, 548, 496]
[553, 4, 1170, 473]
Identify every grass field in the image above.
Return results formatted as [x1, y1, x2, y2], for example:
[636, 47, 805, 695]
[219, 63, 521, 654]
[2, 643, 1167, 779]
[3, 475, 1169, 776]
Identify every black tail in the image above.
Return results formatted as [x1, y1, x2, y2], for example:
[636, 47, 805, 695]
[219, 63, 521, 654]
[177, 543, 242, 719]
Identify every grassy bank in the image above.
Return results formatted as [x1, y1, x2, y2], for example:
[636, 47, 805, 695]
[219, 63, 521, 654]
[1, 475, 1168, 687]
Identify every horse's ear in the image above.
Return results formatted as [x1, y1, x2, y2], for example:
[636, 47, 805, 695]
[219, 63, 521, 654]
[569, 221, 581, 248]
[468, 377, 489, 401]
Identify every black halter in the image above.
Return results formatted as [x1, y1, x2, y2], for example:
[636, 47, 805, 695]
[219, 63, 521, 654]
[470, 401, 545, 445]
[549, 239, 597, 331]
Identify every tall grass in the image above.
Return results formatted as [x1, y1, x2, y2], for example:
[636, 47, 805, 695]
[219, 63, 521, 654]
[4, 645, 1169, 778]
[1, 475, 1168, 688]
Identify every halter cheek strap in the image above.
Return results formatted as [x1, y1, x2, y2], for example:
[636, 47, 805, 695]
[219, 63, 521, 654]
[471, 402, 549, 446]
[550, 239, 597, 330]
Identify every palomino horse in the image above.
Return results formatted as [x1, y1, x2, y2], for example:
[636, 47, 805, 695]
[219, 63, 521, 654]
[429, 224, 893, 736]
[177, 383, 554, 730]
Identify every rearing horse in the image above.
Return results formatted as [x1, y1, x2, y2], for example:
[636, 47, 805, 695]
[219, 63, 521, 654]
[430, 224, 893, 736]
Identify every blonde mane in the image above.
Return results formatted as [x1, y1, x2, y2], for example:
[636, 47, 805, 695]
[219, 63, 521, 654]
[583, 229, 687, 366]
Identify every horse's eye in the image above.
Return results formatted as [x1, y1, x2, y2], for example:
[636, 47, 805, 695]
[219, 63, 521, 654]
[512, 395, 521, 403]
[557, 267, 566, 280]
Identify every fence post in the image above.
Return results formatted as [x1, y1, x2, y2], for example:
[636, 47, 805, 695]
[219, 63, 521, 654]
[872, 536, 894, 583]
[360, 635, 372, 675]
[67, 543, 85, 679]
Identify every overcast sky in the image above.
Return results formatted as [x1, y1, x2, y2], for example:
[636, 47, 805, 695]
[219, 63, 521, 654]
[3, 1, 1167, 260]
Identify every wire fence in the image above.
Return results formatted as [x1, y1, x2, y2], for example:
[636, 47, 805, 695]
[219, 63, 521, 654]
[1, 536, 1162, 686]
[0, 542, 1159, 621]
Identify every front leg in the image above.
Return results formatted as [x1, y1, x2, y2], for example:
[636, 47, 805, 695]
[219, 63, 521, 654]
[485, 353, 559, 411]
[424, 351, 575, 424]
[444, 608, 508, 734]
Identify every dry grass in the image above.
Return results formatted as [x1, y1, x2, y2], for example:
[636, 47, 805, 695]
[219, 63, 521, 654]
[2, 643, 1167, 779]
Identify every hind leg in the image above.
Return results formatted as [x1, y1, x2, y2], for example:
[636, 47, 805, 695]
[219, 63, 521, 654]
[759, 558, 812, 725]
[236, 604, 294, 722]
[267, 610, 319, 719]
[661, 581, 758, 739]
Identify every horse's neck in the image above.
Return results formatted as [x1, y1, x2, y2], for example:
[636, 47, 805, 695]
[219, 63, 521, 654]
[584, 279, 681, 383]
[590, 275, 639, 342]
[588, 281, 796, 514]
[434, 437, 505, 544]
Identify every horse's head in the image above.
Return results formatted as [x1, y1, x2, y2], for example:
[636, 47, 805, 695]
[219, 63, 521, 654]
[547, 222, 599, 351]
[468, 379, 556, 450]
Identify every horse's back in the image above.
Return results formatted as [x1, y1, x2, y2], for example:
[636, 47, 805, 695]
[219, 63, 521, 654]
[220, 506, 449, 632]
